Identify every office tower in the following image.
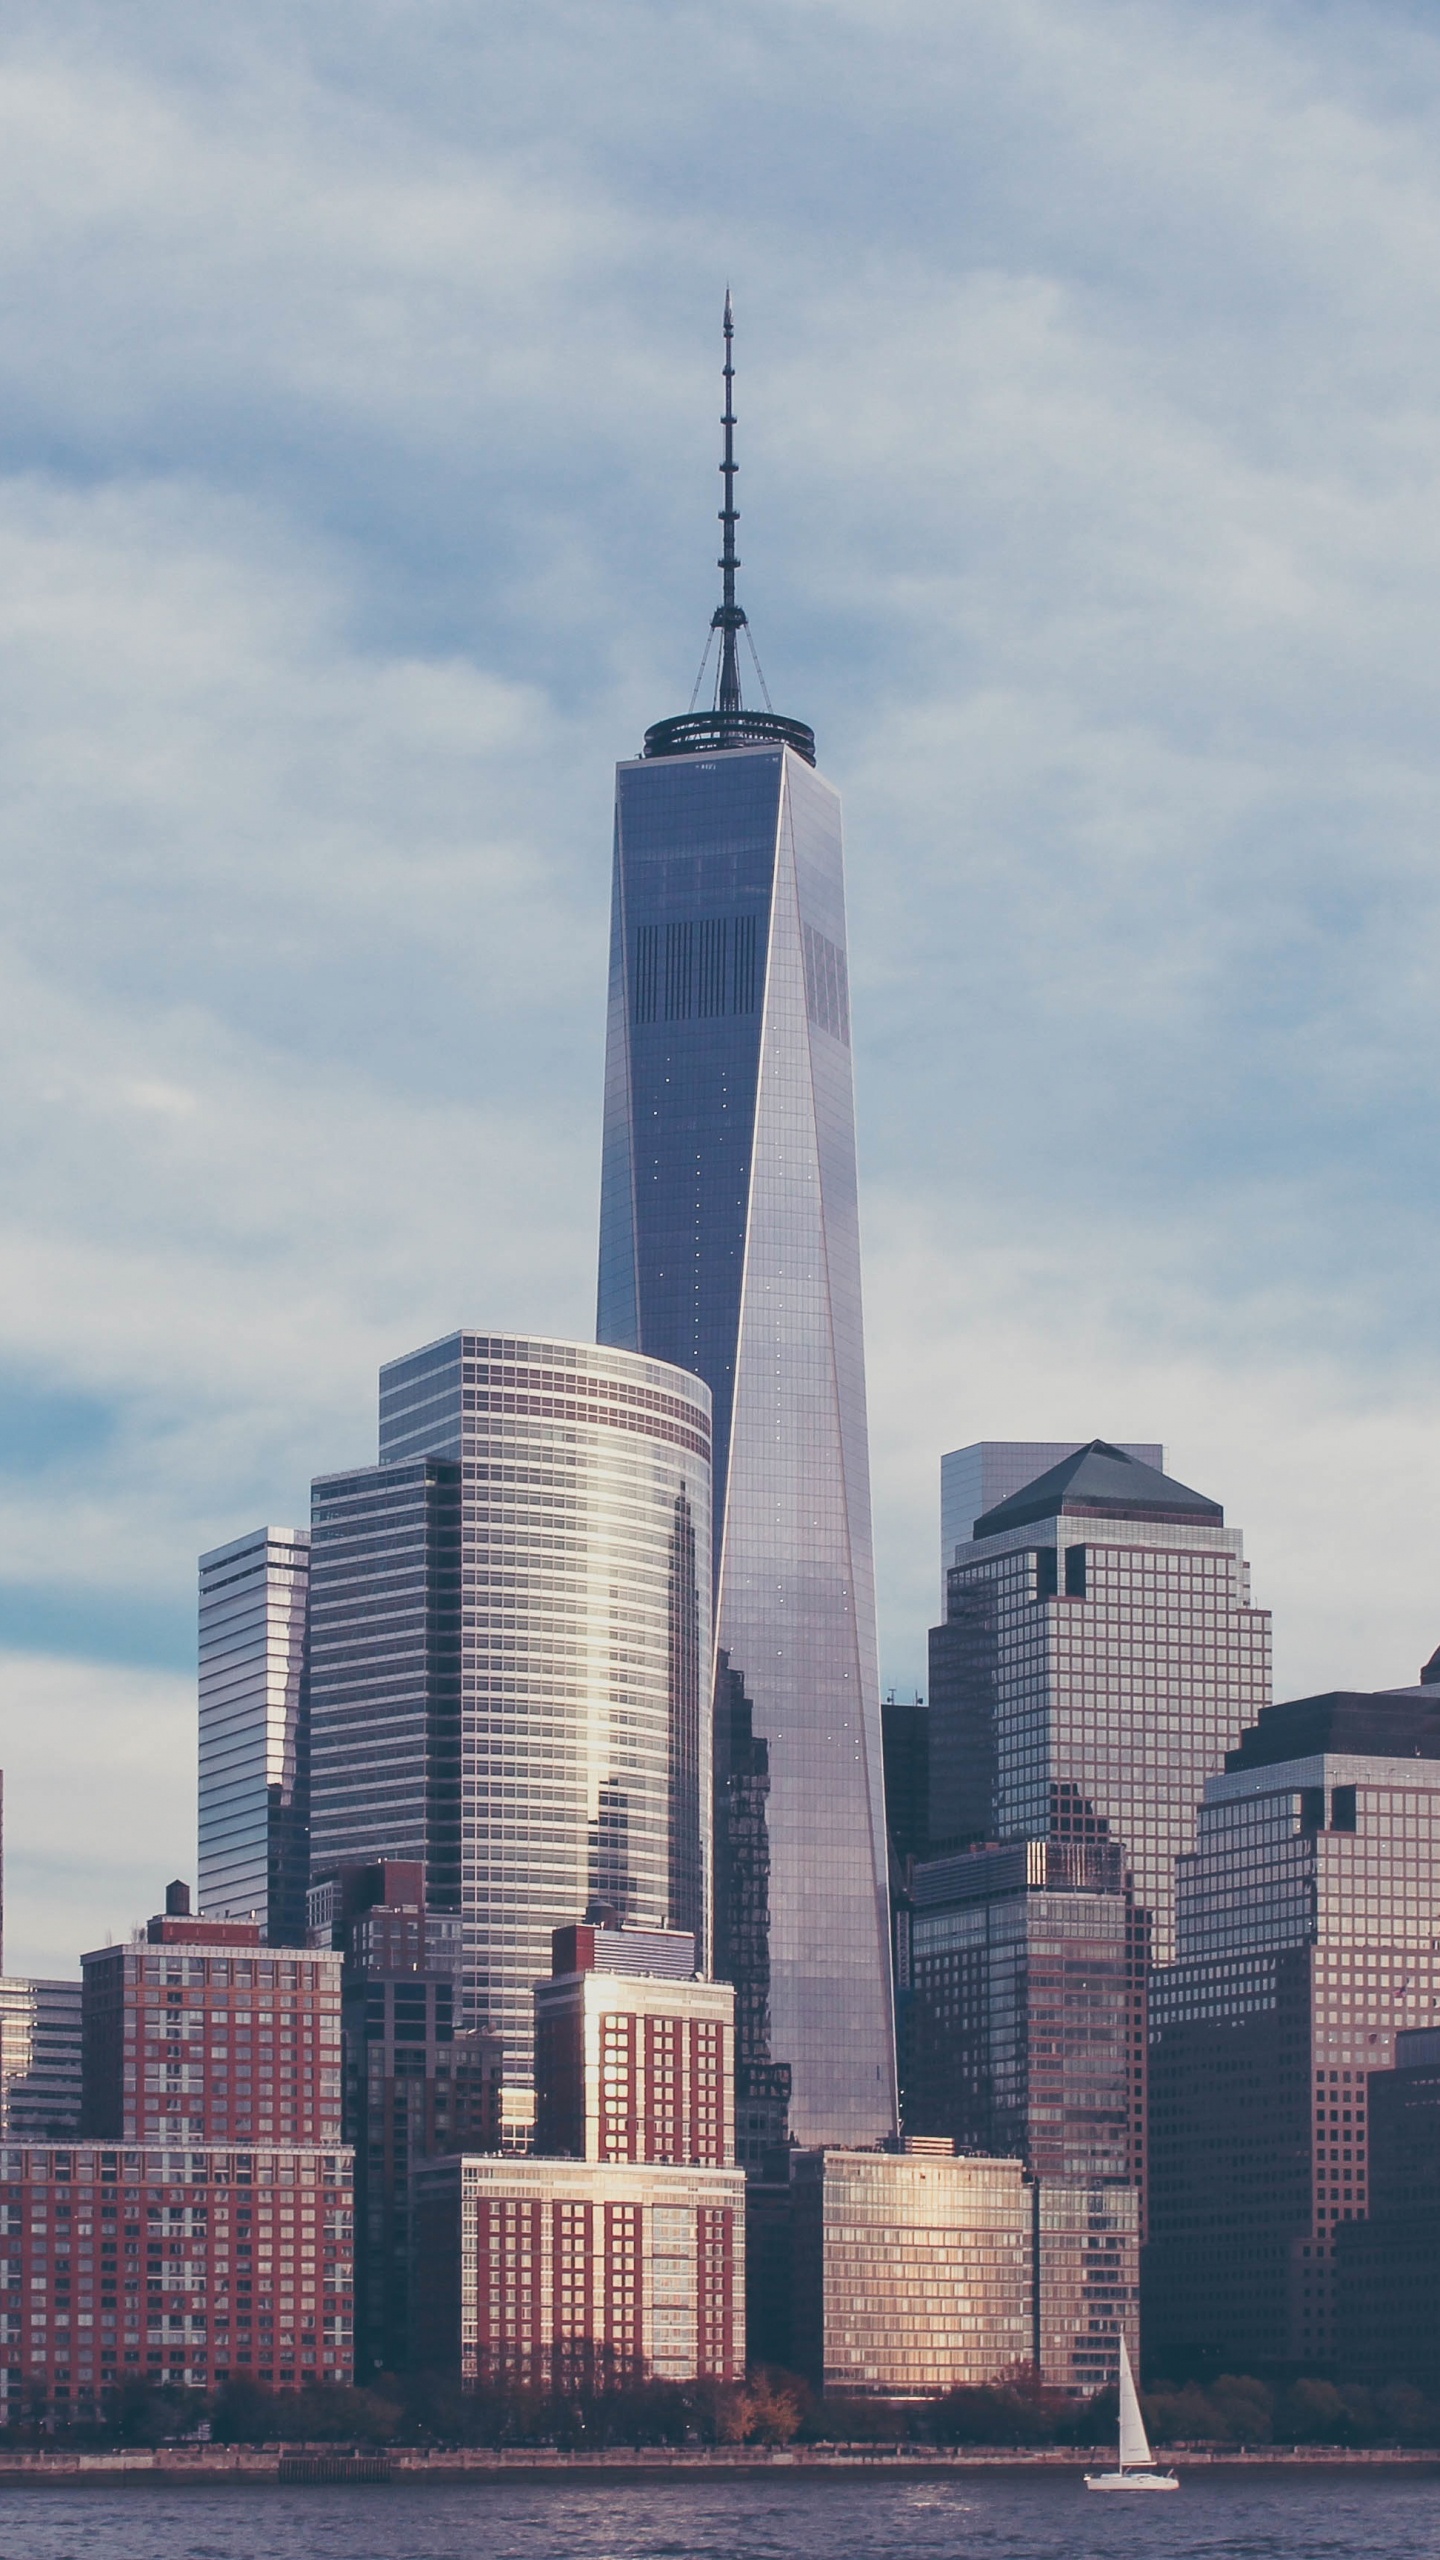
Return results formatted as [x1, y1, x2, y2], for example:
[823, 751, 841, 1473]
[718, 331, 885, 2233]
[198, 1526, 311, 1942]
[0, 1978, 82, 2139]
[939, 1443, 1163, 1601]
[0, 2139, 354, 2415]
[534, 1921, 734, 2164]
[789, 2144, 1036, 2393]
[713, 1654, 791, 2166]
[1147, 1685, 1440, 2372]
[82, 1882, 344, 2147]
[1335, 2027, 1440, 2384]
[308, 1458, 462, 1913]
[595, 302, 895, 2147]
[929, 1440, 1270, 1961]
[904, 1840, 1147, 2187]
[308, 1332, 713, 2147]
[899, 1839, 1143, 2391]
[313, 1861, 500, 2375]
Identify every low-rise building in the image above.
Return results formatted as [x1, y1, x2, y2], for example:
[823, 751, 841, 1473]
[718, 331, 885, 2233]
[789, 2144, 1034, 2395]
[0, 2138, 354, 2420]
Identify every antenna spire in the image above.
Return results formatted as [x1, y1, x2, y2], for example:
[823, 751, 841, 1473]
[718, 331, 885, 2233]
[712, 290, 745, 716]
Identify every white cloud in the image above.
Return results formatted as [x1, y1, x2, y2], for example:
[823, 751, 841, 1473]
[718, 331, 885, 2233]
[0, 0, 1438, 1960]
[0, 1652, 195, 1978]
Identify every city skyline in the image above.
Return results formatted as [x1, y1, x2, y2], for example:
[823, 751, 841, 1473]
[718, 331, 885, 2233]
[8, 4, 1440, 1974]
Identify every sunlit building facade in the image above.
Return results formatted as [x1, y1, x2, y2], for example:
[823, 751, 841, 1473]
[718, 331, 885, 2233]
[308, 1333, 713, 2146]
[596, 707, 894, 2149]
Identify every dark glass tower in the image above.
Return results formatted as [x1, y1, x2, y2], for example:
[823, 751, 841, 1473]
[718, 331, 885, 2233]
[597, 301, 896, 2145]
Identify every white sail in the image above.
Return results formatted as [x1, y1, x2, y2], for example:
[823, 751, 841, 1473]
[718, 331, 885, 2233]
[1117, 2337, 1151, 2470]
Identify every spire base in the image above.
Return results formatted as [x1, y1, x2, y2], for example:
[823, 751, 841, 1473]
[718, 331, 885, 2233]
[642, 709, 816, 765]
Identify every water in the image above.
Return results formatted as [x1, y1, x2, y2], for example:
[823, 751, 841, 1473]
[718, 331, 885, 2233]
[1, 2474, 1438, 2560]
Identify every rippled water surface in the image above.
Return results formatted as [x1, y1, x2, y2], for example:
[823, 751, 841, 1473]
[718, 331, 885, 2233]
[1, 2473, 1439, 2560]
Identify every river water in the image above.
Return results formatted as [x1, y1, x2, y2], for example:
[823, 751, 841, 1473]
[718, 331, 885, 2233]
[1, 2473, 1438, 2560]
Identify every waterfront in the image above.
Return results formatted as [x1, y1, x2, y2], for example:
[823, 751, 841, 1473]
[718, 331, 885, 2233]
[3, 2474, 1440, 2560]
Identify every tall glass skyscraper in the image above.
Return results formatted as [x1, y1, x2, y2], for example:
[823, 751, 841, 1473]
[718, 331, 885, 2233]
[596, 302, 896, 2146]
[308, 1332, 712, 2145]
[197, 1526, 311, 1942]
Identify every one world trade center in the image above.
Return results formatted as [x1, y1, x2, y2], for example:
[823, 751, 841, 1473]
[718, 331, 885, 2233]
[597, 301, 896, 2145]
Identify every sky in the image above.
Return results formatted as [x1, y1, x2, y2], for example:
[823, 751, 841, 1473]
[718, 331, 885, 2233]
[3, 0, 1440, 1972]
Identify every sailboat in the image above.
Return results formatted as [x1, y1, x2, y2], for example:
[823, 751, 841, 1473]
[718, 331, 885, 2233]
[1083, 2337, 1179, 2491]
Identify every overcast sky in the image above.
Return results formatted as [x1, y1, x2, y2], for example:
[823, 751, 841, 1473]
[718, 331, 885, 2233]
[3, 0, 1440, 1972]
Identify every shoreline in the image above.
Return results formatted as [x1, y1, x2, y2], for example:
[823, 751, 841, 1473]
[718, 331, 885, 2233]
[0, 2443, 1438, 2484]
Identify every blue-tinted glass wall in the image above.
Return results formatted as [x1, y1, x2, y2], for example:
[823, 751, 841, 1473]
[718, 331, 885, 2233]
[307, 1460, 462, 1913]
[598, 742, 895, 2146]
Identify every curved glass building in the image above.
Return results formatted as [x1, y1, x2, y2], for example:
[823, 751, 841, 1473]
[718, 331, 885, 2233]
[308, 1333, 712, 2145]
[596, 305, 897, 2146]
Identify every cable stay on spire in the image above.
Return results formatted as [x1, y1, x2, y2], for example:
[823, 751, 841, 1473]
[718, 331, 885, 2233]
[643, 296, 815, 765]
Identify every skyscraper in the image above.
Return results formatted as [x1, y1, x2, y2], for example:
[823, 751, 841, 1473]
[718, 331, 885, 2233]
[939, 1443, 1163, 1605]
[928, 1440, 1271, 1963]
[1147, 1684, 1440, 2371]
[198, 1527, 311, 1942]
[595, 300, 895, 2146]
[307, 1332, 713, 2146]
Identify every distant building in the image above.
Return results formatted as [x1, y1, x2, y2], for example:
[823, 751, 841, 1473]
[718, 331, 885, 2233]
[1147, 1687, 1440, 2371]
[939, 1442, 1163, 1602]
[928, 1439, 1270, 1962]
[0, 1978, 81, 2139]
[412, 2151, 745, 2388]
[311, 1860, 500, 2377]
[533, 1921, 733, 2166]
[905, 1837, 1146, 2185]
[880, 1693, 929, 1865]
[81, 1883, 343, 2149]
[308, 1333, 714, 2149]
[0, 2139, 353, 2415]
[197, 1527, 310, 1943]
[713, 1655, 791, 2166]
[1335, 2026, 1440, 2384]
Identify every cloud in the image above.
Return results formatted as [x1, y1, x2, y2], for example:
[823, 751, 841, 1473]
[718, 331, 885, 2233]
[0, 0, 1439, 1966]
[0, 1651, 195, 1978]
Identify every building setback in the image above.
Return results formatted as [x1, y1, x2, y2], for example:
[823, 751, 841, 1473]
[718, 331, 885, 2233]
[595, 305, 895, 2147]
[1147, 1687, 1440, 2371]
[198, 1527, 311, 1943]
[928, 1440, 1270, 1964]
[938, 1443, 1164, 1610]
[308, 1333, 713, 2149]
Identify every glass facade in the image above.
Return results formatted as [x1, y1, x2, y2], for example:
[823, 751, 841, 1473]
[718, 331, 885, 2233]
[789, 2147, 1034, 2393]
[0, 1979, 81, 2140]
[939, 1443, 1163, 1607]
[1148, 1724, 1440, 2369]
[308, 1461, 462, 1913]
[197, 1528, 311, 1942]
[597, 741, 895, 2147]
[309, 1334, 712, 2142]
[930, 1500, 1271, 1964]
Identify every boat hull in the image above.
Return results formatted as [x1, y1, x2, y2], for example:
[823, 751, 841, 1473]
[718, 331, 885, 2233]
[1083, 2470, 1179, 2492]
